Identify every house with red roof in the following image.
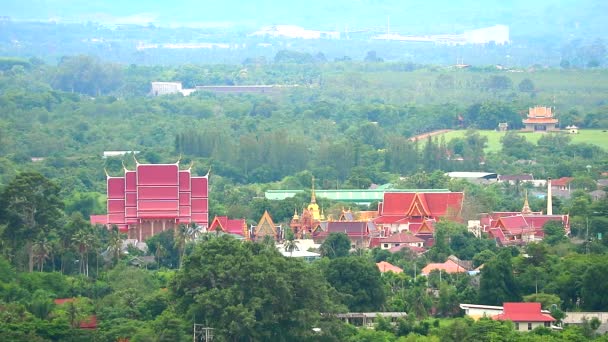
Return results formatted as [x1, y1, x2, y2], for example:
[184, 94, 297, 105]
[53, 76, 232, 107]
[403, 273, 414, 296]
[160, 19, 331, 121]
[209, 216, 248, 238]
[376, 261, 403, 274]
[420, 258, 469, 276]
[493, 302, 555, 331]
[377, 231, 425, 250]
[374, 192, 464, 235]
[551, 177, 575, 191]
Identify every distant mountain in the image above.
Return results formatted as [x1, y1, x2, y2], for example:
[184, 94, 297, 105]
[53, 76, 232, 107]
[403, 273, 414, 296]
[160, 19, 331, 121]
[3, 0, 607, 38]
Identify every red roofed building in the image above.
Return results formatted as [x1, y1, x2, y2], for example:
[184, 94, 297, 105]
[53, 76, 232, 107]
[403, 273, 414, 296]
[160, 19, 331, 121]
[551, 177, 575, 191]
[91, 159, 208, 241]
[493, 302, 555, 331]
[481, 191, 569, 245]
[522, 106, 559, 132]
[377, 261, 403, 274]
[374, 192, 464, 235]
[209, 216, 248, 238]
[314, 221, 378, 249]
[421, 258, 469, 276]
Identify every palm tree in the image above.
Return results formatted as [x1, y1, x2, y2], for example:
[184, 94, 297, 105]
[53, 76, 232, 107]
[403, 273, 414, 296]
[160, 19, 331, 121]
[155, 244, 167, 269]
[108, 226, 123, 266]
[72, 230, 94, 276]
[174, 224, 188, 268]
[284, 238, 298, 257]
[32, 236, 51, 272]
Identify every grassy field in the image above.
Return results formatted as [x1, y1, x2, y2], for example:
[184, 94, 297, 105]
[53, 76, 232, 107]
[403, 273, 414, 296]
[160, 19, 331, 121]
[438, 129, 608, 153]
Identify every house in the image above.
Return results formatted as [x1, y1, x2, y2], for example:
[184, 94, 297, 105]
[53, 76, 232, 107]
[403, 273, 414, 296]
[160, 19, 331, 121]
[590, 189, 606, 201]
[460, 303, 504, 320]
[420, 257, 469, 276]
[377, 261, 404, 274]
[497, 174, 534, 184]
[493, 302, 556, 331]
[551, 177, 575, 192]
[377, 231, 425, 250]
[522, 106, 559, 132]
[209, 216, 248, 238]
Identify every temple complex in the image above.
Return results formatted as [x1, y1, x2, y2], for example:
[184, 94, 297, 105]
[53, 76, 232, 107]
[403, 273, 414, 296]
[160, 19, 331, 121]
[289, 177, 324, 239]
[481, 188, 570, 245]
[90, 158, 209, 241]
[522, 106, 559, 132]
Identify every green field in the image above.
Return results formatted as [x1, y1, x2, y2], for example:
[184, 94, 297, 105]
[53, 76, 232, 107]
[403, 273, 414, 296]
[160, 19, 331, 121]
[438, 129, 608, 153]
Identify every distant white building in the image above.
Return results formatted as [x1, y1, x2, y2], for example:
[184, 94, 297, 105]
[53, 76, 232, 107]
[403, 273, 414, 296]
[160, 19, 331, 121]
[463, 25, 510, 45]
[103, 150, 140, 158]
[251, 25, 340, 39]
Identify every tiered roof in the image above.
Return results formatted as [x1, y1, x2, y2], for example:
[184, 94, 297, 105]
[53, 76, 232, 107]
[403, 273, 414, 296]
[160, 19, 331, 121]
[375, 192, 464, 224]
[209, 216, 247, 237]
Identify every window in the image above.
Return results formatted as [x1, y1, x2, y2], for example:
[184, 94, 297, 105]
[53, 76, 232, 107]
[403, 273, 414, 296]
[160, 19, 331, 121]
[515, 323, 519, 330]
[527, 323, 532, 330]
[395, 243, 400, 247]
[383, 244, 389, 248]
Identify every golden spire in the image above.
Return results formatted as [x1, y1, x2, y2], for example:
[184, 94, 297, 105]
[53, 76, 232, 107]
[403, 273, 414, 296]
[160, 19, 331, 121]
[521, 189, 532, 214]
[293, 208, 300, 220]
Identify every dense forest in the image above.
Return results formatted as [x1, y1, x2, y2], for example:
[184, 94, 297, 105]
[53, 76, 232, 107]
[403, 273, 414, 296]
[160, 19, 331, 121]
[1, 53, 608, 341]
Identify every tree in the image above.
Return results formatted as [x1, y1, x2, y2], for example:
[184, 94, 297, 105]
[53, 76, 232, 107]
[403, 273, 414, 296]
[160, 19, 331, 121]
[323, 256, 386, 311]
[581, 262, 608, 310]
[320, 233, 351, 259]
[479, 250, 520, 305]
[518, 78, 535, 93]
[0, 172, 63, 272]
[172, 236, 344, 341]
[484, 75, 512, 91]
[543, 221, 567, 246]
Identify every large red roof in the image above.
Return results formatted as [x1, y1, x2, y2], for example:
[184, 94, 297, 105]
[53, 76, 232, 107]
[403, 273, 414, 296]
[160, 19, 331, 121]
[493, 303, 555, 322]
[375, 192, 463, 225]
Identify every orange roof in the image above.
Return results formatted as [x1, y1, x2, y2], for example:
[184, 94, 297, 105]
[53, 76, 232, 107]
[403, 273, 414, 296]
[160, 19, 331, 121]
[522, 118, 558, 124]
[421, 259, 467, 275]
[376, 261, 404, 273]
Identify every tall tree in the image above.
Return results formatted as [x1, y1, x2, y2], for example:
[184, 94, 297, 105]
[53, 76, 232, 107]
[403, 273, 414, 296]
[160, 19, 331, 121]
[479, 250, 521, 305]
[0, 172, 63, 272]
[320, 232, 351, 259]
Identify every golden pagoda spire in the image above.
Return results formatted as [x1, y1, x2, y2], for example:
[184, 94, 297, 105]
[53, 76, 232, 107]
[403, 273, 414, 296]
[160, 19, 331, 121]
[521, 189, 532, 214]
[307, 176, 321, 220]
[293, 208, 300, 220]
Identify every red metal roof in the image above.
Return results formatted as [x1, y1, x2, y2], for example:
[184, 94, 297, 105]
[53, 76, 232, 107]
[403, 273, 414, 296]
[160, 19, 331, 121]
[551, 177, 574, 187]
[493, 303, 555, 322]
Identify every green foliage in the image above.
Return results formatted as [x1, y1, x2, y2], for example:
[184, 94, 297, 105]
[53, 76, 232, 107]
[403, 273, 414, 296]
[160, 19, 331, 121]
[172, 236, 344, 341]
[543, 221, 567, 246]
[479, 250, 520, 305]
[323, 256, 386, 312]
[320, 233, 352, 259]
